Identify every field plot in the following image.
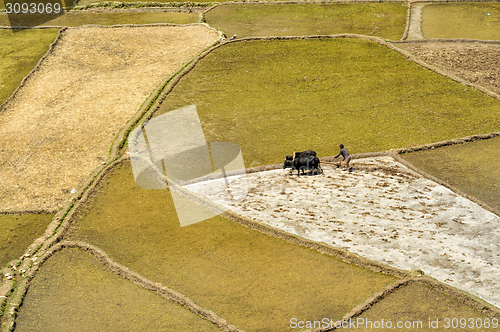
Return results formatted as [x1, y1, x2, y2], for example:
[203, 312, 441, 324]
[398, 42, 500, 95]
[0, 29, 58, 106]
[0, 214, 52, 267]
[68, 160, 397, 332]
[156, 38, 500, 166]
[345, 283, 493, 332]
[15, 248, 223, 331]
[0, 25, 220, 212]
[0, 10, 198, 27]
[422, 2, 500, 40]
[205, 3, 407, 40]
[75, 0, 212, 6]
[186, 156, 500, 308]
[402, 137, 500, 212]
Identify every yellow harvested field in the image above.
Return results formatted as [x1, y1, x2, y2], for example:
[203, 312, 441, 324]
[0, 25, 221, 212]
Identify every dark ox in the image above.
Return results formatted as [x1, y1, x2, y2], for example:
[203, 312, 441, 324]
[283, 150, 322, 176]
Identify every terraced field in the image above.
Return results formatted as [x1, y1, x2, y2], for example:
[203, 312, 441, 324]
[1, 1, 500, 331]
[156, 37, 500, 166]
[67, 160, 397, 331]
[0, 24, 220, 212]
[205, 3, 407, 39]
[422, 2, 500, 40]
[402, 137, 500, 212]
[0, 11, 198, 27]
[15, 249, 223, 332]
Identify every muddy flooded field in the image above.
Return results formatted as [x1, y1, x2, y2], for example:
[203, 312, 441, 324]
[187, 156, 500, 308]
[67, 160, 397, 332]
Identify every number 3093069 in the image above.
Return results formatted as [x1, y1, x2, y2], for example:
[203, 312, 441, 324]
[6, 2, 61, 14]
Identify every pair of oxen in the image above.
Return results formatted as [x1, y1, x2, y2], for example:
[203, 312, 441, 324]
[283, 150, 323, 176]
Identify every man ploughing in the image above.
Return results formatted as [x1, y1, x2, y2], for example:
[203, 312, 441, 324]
[334, 144, 352, 172]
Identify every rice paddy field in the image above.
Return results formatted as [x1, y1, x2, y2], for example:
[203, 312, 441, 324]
[422, 2, 500, 40]
[156, 38, 500, 166]
[401, 137, 500, 212]
[0, 214, 52, 268]
[66, 160, 398, 331]
[15, 249, 224, 332]
[74, 0, 213, 5]
[205, 3, 407, 40]
[2, 1, 500, 331]
[0, 11, 198, 27]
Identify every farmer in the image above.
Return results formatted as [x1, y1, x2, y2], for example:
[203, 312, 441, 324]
[334, 144, 351, 171]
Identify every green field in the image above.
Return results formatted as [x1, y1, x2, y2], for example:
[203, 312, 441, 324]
[15, 248, 223, 331]
[0, 29, 58, 106]
[155, 38, 500, 166]
[0, 214, 53, 268]
[401, 137, 500, 212]
[0, 0, 196, 9]
[422, 2, 500, 40]
[205, 3, 407, 40]
[0, 11, 197, 27]
[75, 0, 213, 6]
[346, 283, 494, 332]
[68, 160, 397, 331]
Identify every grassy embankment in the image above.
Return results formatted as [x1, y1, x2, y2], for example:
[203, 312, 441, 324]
[154, 38, 500, 166]
[69, 160, 397, 332]
[402, 137, 500, 212]
[422, 2, 500, 40]
[15, 249, 223, 331]
[205, 3, 407, 40]
[0, 214, 53, 268]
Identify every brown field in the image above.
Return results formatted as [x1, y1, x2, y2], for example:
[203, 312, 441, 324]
[0, 25, 220, 212]
[399, 42, 500, 95]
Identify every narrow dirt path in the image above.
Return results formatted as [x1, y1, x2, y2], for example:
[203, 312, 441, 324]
[407, 3, 424, 40]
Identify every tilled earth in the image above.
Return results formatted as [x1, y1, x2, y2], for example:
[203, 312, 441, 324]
[186, 156, 500, 309]
[399, 42, 500, 95]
